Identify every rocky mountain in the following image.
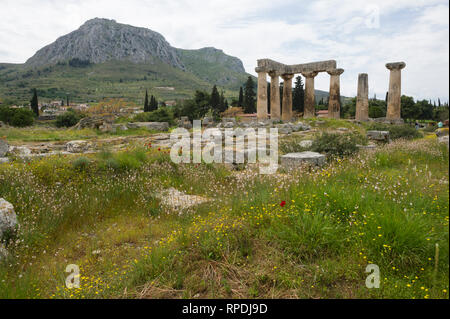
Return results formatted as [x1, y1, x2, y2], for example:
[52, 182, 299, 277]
[25, 18, 247, 83]
[26, 18, 185, 69]
[0, 18, 252, 103]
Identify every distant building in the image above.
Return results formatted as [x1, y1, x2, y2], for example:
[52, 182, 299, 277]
[50, 101, 62, 107]
[165, 100, 177, 107]
[73, 104, 89, 111]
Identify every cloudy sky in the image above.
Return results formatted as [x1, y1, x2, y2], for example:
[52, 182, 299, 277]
[0, 0, 448, 101]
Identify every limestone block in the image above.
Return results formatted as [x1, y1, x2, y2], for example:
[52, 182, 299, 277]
[281, 151, 326, 168]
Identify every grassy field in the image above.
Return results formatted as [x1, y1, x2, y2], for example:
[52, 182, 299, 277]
[0, 123, 448, 299]
[0, 126, 160, 143]
[0, 59, 248, 105]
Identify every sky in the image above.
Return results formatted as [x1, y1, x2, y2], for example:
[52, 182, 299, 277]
[0, 0, 449, 101]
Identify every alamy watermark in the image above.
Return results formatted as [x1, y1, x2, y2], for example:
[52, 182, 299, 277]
[169, 120, 279, 174]
[65, 264, 80, 289]
[365, 264, 380, 288]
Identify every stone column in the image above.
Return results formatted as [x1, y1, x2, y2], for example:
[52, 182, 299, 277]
[281, 74, 294, 121]
[327, 68, 344, 119]
[355, 73, 369, 121]
[301, 71, 318, 118]
[385, 62, 406, 120]
[256, 68, 268, 119]
[269, 71, 281, 121]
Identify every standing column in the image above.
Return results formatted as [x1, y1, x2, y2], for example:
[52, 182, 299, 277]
[327, 68, 344, 119]
[355, 73, 369, 121]
[256, 68, 268, 119]
[281, 74, 294, 121]
[385, 62, 406, 120]
[269, 71, 281, 121]
[301, 71, 318, 118]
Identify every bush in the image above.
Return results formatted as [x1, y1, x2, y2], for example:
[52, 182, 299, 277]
[96, 148, 148, 171]
[0, 107, 34, 127]
[72, 157, 91, 171]
[55, 111, 81, 128]
[311, 132, 364, 157]
[133, 107, 174, 125]
[367, 123, 422, 140]
[279, 136, 310, 154]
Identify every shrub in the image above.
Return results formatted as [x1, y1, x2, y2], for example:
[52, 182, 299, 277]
[55, 111, 81, 128]
[0, 107, 34, 127]
[96, 148, 148, 171]
[311, 132, 364, 157]
[72, 157, 90, 171]
[133, 107, 174, 125]
[279, 136, 310, 154]
[367, 123, 422, 140]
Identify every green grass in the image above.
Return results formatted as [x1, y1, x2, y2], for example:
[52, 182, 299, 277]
[0, 135, 448, 299]
[0, 126, 162, 143]
[0, 58, 247, 105]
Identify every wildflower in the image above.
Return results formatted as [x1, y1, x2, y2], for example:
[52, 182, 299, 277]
[280, 201, 286, 207]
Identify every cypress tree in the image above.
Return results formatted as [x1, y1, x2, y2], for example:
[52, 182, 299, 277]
[279, 82, 283, 114]
[218, 90, 227, 113]
[243, 76, 256, 113]
[30, 88, 39, 117]
[238, 87, 244, 107]
[292, 76, 304, 112]
[149, 95, 158, 111]
[144, 90, 149, 112]
[210, 85, 221, 111]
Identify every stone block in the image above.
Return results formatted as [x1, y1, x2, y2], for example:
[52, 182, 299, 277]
[281, 151, 326, 168]
[367, 130, 390, 142]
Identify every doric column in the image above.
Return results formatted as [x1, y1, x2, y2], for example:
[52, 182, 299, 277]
[301, 71, 318, 118]
[355, 73, 369, 121]
[256, 68, 268, 119]
[327, 68, 344, 119]
[268, 71, 280, 121]
[281, 74, 294, 121]
[385, 62, 406, 120]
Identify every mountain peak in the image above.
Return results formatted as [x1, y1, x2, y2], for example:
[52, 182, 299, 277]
[26, 18, 184, 69]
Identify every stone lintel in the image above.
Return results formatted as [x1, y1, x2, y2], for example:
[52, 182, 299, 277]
[257, 59, 337, 74]
[385, 62, 406, 70]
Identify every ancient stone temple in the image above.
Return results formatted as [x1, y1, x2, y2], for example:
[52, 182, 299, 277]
[256, 59, 344, 121]
[327, 68, 345, 119]
[385, 62, 406, 121]
[355, 73, 369, 121]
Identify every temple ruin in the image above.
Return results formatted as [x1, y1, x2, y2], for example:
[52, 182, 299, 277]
[355, 73, 369, 121]
[255, 59, 344, 121]
[385, 62, 406, 121]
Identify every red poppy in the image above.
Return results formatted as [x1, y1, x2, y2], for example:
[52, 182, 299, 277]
[280, 201, 286, 207]
[158, 148, 161, 151]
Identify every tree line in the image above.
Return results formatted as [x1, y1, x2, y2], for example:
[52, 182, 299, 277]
[341, 95, 449, 121]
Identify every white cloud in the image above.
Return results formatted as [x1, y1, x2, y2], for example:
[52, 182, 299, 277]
[0, 0, 448, 101]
